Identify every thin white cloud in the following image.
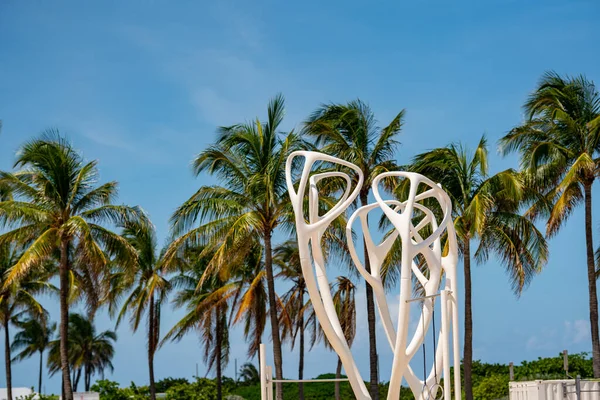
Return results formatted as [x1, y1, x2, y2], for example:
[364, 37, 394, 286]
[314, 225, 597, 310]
[116, 9, 286, 129]
[564, 319, 590, 345]
[75, 120, 137, 151]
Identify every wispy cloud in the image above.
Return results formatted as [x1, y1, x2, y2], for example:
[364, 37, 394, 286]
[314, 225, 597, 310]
[525, 319, 591, 352]
[564, 319, 589, 345]
[63, 117, 189, 165]
[116, 7, 292, 128]
[74, 119, 137, 151]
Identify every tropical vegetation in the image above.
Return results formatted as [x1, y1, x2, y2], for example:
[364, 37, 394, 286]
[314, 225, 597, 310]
[407, 136, 549, 400]
[0, 72, 597, 400]
[114, 221, 170, 400]
[304, 99, 405, 400]
[11, 316, 56, 394]
[499, 72, 600, 376]
[47, 313, 117, 392]
[0, 133, 145, 400]
[56, 352, 595, 400]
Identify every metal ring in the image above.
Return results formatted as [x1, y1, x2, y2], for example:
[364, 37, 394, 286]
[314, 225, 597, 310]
[421, 383, 444, 400]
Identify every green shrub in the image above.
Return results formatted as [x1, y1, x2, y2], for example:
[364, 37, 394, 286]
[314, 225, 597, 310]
[156, 377, 190, 393]
[90, 379, 133, 400]
[165, 378, 219, 400]
[473, 374, 509, 400]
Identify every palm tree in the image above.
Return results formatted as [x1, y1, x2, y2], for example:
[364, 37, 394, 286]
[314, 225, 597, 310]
[275, 241, 310, 400]
[408, 136, 549, 400]
[229, 245, 269, 361]
[304, 99, 405, 399]
[0, 242, 52, 400]
[0, 132, 144, 400]
[499, 71, 600, 376]
[114, 221, 170, 400]
[165, 95, 304, 400]
[48, 313, 117, 392]
[164, 244, 267, 400]
[238, 362, 259, 385]
[164, 249, 232, 400]
[332, 276, 356, 400]
[11, 316, 56, 394]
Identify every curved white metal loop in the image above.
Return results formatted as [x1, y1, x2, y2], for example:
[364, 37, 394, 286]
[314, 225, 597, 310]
[286, 151, 461, 400]
[286, 151, 370, 399]
[372, 171, 452, 252]
[286, 151, 363, 234]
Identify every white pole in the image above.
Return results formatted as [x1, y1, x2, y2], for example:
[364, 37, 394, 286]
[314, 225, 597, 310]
[440, 290, 451, 400]
[267, 366, 273, 400]
[451, 293, 462, 400]
[260, 344, 267, 400]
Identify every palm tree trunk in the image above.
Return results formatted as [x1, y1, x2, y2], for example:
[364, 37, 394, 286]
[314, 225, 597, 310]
[148, 294, 157, 400]
[59, 239, 74, 400]
[264, 230, 284, 400]
[84, 365, 90, 391]
[4, 315, 12, 400]
[73, 367, 81, 393]
[216, 307, 223, 400]
[463, 238, 473, 400]
[298, 290, 305, 400]
[360, 191, 379, 400]
[335, 357, 342, 400]
[584, 182, 600, 377]
[39, 351, 43, 394]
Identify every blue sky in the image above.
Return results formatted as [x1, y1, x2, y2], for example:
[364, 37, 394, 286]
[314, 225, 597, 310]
[1, 0, 599, 394]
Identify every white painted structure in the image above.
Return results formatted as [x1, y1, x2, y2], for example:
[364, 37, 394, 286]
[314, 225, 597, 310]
[0, 388, 35, 400]
[60, 392, 99, 400]
[510, 379, 599, 400]
[259, 152, 461, 399]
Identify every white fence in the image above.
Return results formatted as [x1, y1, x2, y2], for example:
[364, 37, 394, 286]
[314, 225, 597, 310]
[510, 378, 600, 400]
[0, 388, 34, 400]
[60, 392, 99, 400]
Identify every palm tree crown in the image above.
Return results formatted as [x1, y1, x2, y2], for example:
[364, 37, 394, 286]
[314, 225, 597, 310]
[409, 136, 548, 399]
[0, 242, 52, 400]
[114, 221, 170, 400]
[500, 71, 600, 376]
[165, 94, 304, 400]
[164, 247, 232, 400]
[48, 313, 116, 392]
[275, 240, 311, 400]
[0, 132, 144, 400]
[164, 244, 266, 400]
[11, 316, 56, 394]
[304, 99, 405, 400]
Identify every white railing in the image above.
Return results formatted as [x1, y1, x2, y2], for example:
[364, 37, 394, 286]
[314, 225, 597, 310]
[259, 343, 349, 400]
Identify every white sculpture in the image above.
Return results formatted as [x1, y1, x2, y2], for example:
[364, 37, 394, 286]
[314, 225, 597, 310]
[276, 151, 461, 400]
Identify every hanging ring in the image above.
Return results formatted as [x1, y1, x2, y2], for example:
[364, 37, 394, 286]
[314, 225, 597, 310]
[430, 383, 444, 400]
[421, 383, 444, 400]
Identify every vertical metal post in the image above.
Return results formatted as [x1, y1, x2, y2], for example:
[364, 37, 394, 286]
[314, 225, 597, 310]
[267, 366, 274, 400]
[260, 344, 267, 400]
[509, 362, 514, 381]
[575, 375, 581, 400]
[450, 291, 462, 400]
[440, 290, 451, 400]
[563, 350, 569, 376]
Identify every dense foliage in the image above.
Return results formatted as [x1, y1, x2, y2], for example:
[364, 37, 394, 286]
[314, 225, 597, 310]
[59, 353, 591, 400]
